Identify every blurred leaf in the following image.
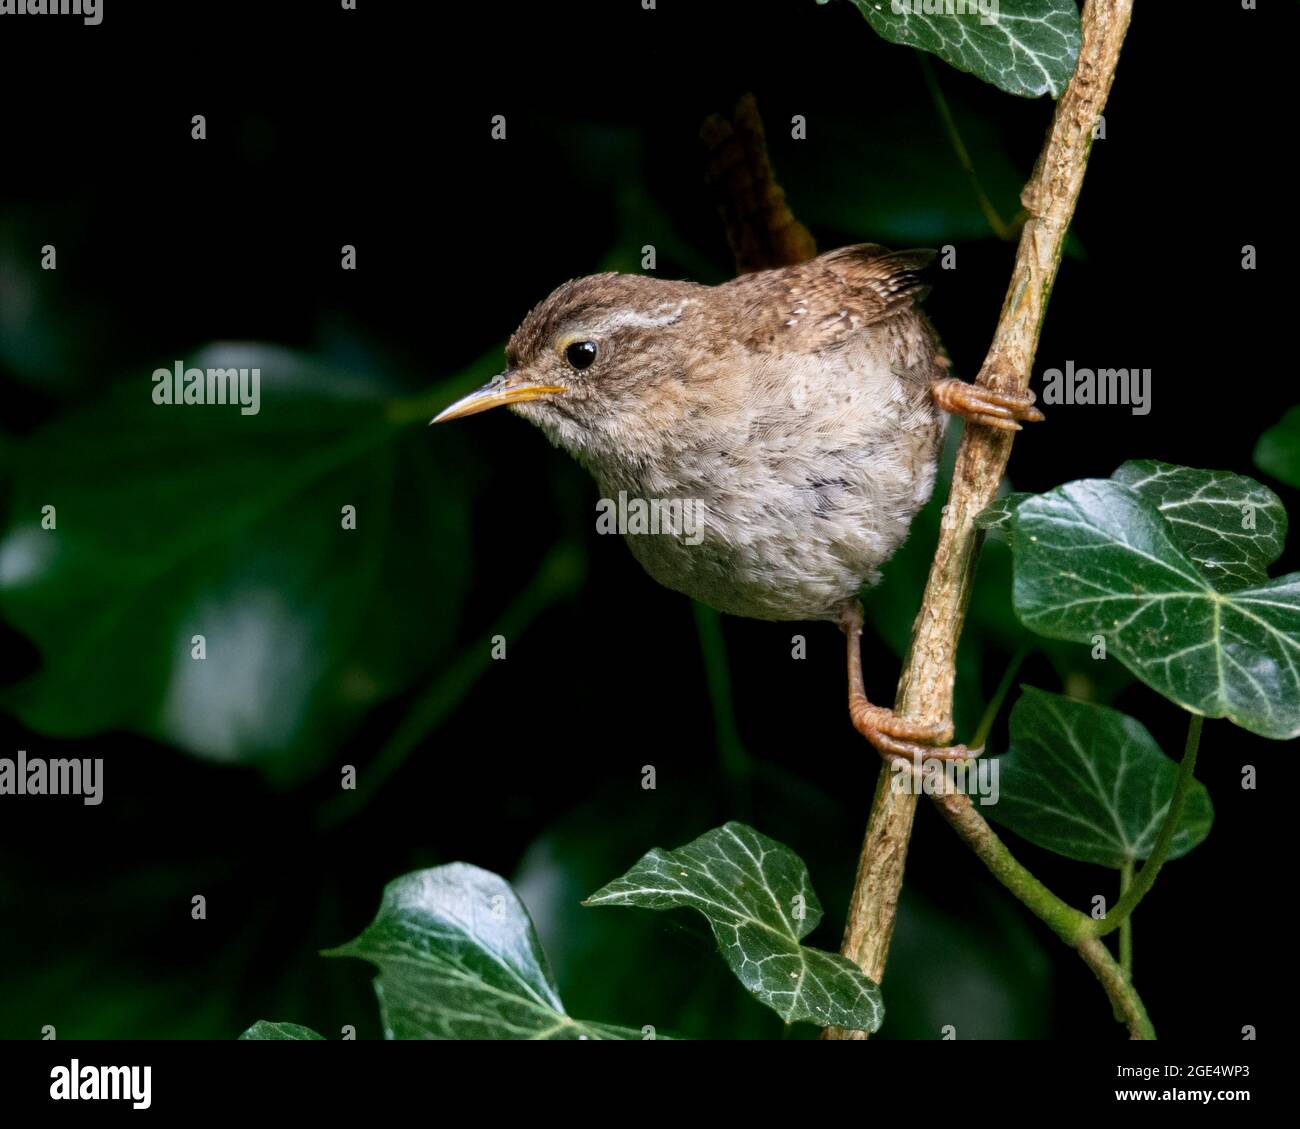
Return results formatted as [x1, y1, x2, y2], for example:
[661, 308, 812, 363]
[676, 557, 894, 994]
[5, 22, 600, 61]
[990, 687, 1213, 867]
[240, 1021, 324, 1040]
[585, 822, 883, 1032]
[317, 542, 588, 829]
[0, 212, 117, 397]
[327, 864, 645, 1040]
[540, 121, 723, 281]
[782, 109, 1025, 246]
[882, 885, 1052, 1039]
[850, 0, 1082, 99]
[1010, 478, 1300, 740]
[1112, 461, 1286, 592]
[1255, 405, 1300, 490]
[0, 343, 494, 781]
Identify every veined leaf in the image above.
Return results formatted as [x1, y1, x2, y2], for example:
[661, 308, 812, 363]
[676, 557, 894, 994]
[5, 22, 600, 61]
[849, 0, 1081, 99]
[584, 822, 883, 1032]
[1010, 478, 1300, 740]
[326, 864, 647, 1040]
[239, 1021, 325, 1041]
[1112, 460, 1286, 592]
[980, 462, 1286, 582]
[989, 687, 1213, 868]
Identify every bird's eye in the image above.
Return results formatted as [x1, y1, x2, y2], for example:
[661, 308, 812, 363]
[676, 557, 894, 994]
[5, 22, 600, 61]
[564, 341, 598, 370]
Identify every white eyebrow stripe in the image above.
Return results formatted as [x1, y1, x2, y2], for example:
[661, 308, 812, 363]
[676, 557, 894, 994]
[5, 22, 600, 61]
[584, 299, 695, 336]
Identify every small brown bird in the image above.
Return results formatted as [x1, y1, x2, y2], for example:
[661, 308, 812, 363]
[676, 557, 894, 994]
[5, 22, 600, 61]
[434, 245, 1040, 758]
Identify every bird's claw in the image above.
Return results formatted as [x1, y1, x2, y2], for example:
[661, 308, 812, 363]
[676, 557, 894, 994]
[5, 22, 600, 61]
[932, 378, 1044, 432]
[840, 598, 980, 765]
[850, 702, 982, 764]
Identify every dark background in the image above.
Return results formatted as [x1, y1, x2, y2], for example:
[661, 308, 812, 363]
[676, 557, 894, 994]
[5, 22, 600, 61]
[0, 0, 1291, 1040]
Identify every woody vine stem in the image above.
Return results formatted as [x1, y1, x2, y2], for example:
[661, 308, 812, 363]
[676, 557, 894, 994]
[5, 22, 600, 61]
[824, 0, 1139, 1040]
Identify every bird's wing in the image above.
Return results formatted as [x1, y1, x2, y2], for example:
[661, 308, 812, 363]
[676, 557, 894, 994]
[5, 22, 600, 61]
[726, 243, 936, 352]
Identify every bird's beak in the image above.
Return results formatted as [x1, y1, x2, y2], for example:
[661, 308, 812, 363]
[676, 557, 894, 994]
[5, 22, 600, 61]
[431, 372, 566, 424]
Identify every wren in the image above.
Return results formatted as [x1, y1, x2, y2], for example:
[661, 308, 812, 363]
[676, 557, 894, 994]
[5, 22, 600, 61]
[433, 244, 1042, 759]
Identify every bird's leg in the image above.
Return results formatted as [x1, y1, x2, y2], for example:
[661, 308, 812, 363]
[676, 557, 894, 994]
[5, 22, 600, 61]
[840, 600, 982, 763]
[932, 377, 1044, 432]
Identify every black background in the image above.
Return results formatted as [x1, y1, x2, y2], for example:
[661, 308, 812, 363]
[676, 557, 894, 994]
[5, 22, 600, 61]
[0, 0, 1292, 1043]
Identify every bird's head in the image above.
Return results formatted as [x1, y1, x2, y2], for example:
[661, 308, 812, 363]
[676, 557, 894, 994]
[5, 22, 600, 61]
[433, 273, 706, 470]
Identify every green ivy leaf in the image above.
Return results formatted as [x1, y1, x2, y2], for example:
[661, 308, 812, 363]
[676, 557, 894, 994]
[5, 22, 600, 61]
[326, 864, 647, 1040]
[1255, 405, 1300, 490]
[978, 463, 1286, 581]
[0, 343, 491, 781]
[975, 491, 1035, 536]
[989, 687, 1213, 868]
[1112, 461, 1286, 591]
[849, 0, 1081, 98]
[584, 822, 883, 1032]
[239, 1021, 325, 1041]
[1010, 478, 1300, 740]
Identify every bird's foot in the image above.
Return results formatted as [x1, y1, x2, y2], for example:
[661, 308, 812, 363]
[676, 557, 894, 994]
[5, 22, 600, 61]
[849, 701, 983, 765]
[932, 377, 1044, 433]
[840, 599, 982, 765]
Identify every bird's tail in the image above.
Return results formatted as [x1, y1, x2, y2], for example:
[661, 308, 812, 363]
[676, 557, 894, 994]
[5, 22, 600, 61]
[701, 93, 817, 275]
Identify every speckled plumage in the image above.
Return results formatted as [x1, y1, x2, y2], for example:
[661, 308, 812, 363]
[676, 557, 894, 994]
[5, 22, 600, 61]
[504, 245, 949, 622]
